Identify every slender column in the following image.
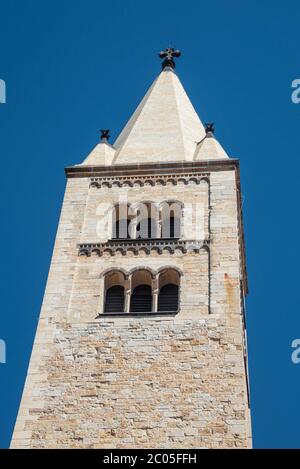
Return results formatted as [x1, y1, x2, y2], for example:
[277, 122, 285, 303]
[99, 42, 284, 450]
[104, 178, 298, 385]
[157, 215, 162, 238]
[106, 206, 113, 240]
[155, 205, 161, 238]
[98, 276, 105, 315]
[152, 276, 159, 312]
[128, 205, 138, 239]
[130, 219, 138, 239]
[179, 206, 183, 238]
[124, 277, 131, 312]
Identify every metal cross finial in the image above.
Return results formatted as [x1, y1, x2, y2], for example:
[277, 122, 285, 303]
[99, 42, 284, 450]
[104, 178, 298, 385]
[159, 47, 181, 70]
[205, 123, 215, 136]
[100, 129, 110, 142]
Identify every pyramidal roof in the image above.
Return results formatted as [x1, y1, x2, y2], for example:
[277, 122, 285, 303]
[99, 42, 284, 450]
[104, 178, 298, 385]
[77, 51, 231, 167]
[194, 132, 229, 160]
[113, 67, 206, 165]
[80, 141, 115, 166]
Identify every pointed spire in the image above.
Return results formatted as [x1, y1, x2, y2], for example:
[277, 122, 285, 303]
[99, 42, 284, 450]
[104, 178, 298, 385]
[194, 123, 229, 160]
[113, 66, 205, 165]
[80, 130, 115, 166]
[79, 49, 230, 167]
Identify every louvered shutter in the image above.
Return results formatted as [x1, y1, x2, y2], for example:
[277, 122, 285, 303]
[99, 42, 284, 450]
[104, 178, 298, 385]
[130, 285, 152, 312]
[104, 285, 125, 313]
[158, 284, 179, 312]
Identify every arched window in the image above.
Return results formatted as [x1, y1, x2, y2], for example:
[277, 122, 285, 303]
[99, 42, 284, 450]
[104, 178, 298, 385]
[103, 270, 126, 313]
[112, 204, 133, 239]
[136, 218, 157, 239]
[113, 218, 130, 239]
[104, 285, 125, 313]
[158, 284, 179, 312]
[102, 267, 181, 315]
[130, 285, 152, 312]
[161, 202, 182, 238]
[157, 268, 180, 312]
[168, 214, 181, 238]
[135, 202, 158, 239]
[130, 269, 153, 312]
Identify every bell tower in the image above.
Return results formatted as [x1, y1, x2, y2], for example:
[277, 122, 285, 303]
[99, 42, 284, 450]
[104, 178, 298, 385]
[11, 50, 251, 449]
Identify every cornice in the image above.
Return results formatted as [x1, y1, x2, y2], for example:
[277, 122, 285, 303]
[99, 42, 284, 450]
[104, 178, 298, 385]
[65, 159, 239, 179]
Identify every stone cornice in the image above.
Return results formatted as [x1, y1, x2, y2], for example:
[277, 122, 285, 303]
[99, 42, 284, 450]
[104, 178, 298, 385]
[65, 159, 239, 179]
[78, 238, 210, 257]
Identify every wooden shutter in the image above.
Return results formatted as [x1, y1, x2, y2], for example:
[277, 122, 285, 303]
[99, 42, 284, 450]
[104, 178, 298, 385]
[158, 284, 178, 312]
[104, 285, 125, 313]
[130, 285, 152, 312]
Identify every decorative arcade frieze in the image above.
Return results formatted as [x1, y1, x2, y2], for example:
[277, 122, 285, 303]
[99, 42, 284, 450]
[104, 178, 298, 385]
[89, 173, 210, 189]
[78, 238, 210, 257]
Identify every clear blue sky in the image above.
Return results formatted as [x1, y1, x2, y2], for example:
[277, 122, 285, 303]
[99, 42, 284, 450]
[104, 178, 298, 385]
[0, 0, 300, 449]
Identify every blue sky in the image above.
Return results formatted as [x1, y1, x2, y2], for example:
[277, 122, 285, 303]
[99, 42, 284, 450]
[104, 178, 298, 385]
[0, 0, 300, 448]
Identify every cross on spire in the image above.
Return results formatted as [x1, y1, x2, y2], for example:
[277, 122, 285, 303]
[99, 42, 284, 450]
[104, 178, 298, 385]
[205, 123, 215, 137]
[100, 129, 110, 142]
[159, 47, 181, 70]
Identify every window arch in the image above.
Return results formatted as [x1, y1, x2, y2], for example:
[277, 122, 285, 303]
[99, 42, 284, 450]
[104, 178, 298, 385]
[101, 267, 181, 315]
[110, 201, 183, 240]
[130, 285, 152, 312]
[157, 268, 180, 312]
[135, 202, 158, 239]
[103, 270, 126, 313]
[130, 269, 153, 312]
[158, 284, 178, 311]
[105, 285, 125, 313]
[160, 201, 182, 238]
[112, 204, 134, 239]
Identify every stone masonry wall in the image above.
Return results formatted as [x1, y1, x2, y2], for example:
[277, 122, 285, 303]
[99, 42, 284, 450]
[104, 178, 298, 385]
[10, 168, 251, 448]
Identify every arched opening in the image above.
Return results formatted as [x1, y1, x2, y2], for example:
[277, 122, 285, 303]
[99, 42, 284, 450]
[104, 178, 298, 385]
[157, 268, 180, 312]
[103, 270, 126, 313]
[113, 218, 130, 239]
[161, 202, 182, 238]
[168, 214, 181, 238]
[130, 269, 153, 312]
[135, 202, 158, 239]
[104, 285, 125, 313]
[157, 284, 179, 312]
[130, 285, 152, 312]
[136, 218, 157, 239]
[112, 204, 133, 239]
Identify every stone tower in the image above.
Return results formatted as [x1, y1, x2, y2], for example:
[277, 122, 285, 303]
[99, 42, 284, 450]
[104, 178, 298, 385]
[11, 50, 251, 449]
